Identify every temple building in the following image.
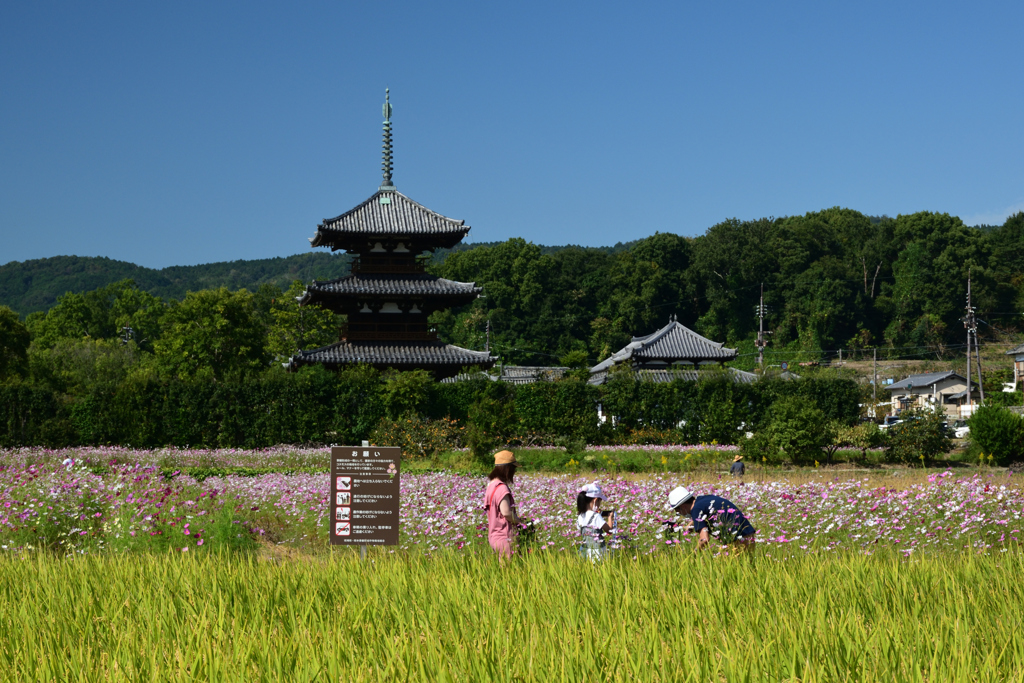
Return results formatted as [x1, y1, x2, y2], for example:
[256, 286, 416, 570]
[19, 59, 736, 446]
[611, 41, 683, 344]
[589, 316, 740, 385]
[288, 91, 496, 379]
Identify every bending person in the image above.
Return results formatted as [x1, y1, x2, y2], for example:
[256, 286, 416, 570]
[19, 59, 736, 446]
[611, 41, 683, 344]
[667, 486, 756, 550]
[484, 450, 521, 558]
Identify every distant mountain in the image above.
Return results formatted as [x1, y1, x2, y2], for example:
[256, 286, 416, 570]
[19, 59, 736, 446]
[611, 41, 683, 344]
[0, 253, 353, 315]
[0, 241, 634, 316]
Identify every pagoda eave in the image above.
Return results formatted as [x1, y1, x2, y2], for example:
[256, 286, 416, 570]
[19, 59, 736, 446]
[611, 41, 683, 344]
[289, 340, 496, 380]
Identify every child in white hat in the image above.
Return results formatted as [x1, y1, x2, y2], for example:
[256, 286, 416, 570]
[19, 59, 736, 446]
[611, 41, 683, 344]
[576, 482, 615, 560]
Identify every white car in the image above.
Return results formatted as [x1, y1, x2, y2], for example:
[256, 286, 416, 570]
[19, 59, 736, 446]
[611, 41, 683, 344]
[879, 416, 902, 431]
[952, 421, 970, 439]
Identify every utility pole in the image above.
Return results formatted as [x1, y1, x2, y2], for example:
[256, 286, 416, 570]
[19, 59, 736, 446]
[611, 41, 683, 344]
[756, 283, 766, 370]
[964, 270, 976, 412]
[485, 319, 491, 353]
[872, 348, 877, 403]
[975, 327, 985, 405]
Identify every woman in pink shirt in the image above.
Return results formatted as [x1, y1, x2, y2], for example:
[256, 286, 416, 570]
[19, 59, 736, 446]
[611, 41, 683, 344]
[484, 450, 521, 557]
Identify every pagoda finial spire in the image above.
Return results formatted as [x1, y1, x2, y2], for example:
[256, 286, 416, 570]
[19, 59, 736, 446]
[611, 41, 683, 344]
[380, 88, 395, 191]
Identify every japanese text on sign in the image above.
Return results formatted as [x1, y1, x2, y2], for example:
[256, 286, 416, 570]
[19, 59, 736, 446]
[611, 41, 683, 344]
[330, 446, 401, 546]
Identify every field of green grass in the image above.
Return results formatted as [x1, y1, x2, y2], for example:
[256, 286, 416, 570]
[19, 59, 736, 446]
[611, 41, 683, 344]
[1, 550, 1023, 681]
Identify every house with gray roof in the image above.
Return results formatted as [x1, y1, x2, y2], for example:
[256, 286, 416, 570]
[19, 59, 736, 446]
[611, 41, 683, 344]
[885, 371, 978, 419]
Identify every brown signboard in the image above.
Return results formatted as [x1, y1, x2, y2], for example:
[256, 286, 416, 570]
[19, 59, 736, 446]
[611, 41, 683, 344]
[330, 446, 401, 546]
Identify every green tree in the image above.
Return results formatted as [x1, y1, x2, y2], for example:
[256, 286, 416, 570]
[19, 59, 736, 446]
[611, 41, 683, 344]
[763, 396, 829, 464]
[837, 421, 885, 462]
[154, 288, 269, 381]
[27, 291, 92, 348]
[28, 338, 140, 395]
[877, 212, 993, 349]
[27, 280, 164, 350]
[986, 212, 1024, 321]
[465, 381, 517, 466]
[267, 281, 339, 361]
[0, 306, 30, 380]
[593, 233, 692, 357]
[885, 409, 952, 464]
[381, 369, 434, 419]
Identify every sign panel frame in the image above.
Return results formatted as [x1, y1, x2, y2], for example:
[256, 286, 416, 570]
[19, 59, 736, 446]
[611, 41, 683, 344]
[330, 446, 401, 546]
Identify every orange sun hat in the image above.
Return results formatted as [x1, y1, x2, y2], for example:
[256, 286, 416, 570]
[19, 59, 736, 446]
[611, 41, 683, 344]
[494, 450, 517, 465]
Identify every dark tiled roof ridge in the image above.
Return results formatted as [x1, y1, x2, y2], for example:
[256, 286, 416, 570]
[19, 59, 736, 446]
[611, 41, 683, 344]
[291, 340, 496, 366]
[302, 273, 481, 300]
[631, 320, 726, 349]
[320, 189, 466, 231]
[310, 272, 479, 287]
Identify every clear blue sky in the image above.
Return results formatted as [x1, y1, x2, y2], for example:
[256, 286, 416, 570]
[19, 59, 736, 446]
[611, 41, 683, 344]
[2, 1, 1022, 269]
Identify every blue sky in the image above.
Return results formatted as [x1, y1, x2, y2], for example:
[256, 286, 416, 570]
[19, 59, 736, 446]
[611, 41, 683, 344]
[2, 1, 1022, 268]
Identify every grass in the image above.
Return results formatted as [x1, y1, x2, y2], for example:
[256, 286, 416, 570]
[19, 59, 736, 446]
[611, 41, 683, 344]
[1, 549, 1023, 681]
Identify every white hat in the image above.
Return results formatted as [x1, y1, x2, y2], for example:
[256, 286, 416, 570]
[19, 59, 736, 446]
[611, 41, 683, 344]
[582, 482, 608, 501]
[667, 486, 694, 510]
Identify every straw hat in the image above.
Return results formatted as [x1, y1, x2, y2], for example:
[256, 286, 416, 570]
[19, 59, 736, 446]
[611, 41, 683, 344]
[494, 450, 517, 465]
[734, 455, 743, 462]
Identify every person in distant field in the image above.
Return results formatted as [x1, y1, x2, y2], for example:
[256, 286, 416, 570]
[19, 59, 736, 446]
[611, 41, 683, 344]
[576, 482, 616, 560]
[667, 486, 756, 550]
[484, 450, 522, 558]
[730, 455, 745, 476]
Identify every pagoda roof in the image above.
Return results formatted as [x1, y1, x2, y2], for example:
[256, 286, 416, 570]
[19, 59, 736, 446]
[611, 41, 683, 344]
[301, 273, 480, 304]
[290, 340, 495, 378]
[590, 319, 737, 374]
[310, 189, 471, 251]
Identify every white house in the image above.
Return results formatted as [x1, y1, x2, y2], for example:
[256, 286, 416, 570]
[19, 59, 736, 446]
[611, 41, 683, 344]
[886, 371, 978, 419]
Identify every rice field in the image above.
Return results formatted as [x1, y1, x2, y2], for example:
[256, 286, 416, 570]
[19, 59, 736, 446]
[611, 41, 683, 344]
[1, 550, 1023, 681]
[2, 448, 1024, 680]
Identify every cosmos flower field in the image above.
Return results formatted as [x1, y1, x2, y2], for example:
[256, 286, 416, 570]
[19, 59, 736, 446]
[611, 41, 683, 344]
[3, 448, 1024, 681]
[1, 447, 1021, 557]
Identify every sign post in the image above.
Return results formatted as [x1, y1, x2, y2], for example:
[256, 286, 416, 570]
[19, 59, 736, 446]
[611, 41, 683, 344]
[330, 446, 401, 552]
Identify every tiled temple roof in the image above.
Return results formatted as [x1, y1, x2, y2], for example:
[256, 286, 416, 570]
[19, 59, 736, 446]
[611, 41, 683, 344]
[310, 190, 470, 251]
[590, 319, 737, 376]
[289, 340, 495, 378]
[302, 273, 480, 301]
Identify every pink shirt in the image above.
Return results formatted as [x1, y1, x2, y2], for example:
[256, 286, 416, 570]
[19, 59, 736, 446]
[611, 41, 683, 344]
[484, 479, 514, 547]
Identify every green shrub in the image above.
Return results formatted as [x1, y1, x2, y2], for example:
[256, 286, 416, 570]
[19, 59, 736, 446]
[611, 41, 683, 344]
[368, 415, 464, 458]
[762, 396, 828, 464]
[739, 432, 778, 465]
[885, 410, 952, 464]
[837, 422, 886, 462]
[967, 406, 1024, 466]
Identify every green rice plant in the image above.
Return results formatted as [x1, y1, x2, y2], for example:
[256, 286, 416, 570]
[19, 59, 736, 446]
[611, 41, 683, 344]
[0, 549, 1023, 681]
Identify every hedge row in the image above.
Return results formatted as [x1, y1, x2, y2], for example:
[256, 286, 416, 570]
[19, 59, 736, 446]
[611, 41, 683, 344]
[0, 366, 861, 449]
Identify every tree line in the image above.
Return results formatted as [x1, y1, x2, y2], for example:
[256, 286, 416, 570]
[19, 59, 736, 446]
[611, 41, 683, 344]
[1, 206, 1022, 456]
[430, 208, 1023, 366]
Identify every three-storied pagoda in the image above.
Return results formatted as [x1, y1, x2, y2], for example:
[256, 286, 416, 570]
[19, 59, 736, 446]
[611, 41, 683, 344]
[288, 91, 496, 379]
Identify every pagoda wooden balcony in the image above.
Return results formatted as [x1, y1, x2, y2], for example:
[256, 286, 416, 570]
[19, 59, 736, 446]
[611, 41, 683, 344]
[350, 258, 425, 274]
[340, 322, 438, 342]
